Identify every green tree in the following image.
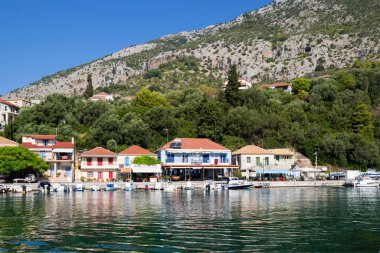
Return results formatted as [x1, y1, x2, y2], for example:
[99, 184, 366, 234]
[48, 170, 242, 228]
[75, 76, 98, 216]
[351, 104, 374, 140]
[133, 88, 169, 114]
[195, 100, 225, 142]
[225, 65, 240, 107]
[133, 156, 161, 165]
[292, 78, 311, 95]
[0, 147, 49, 178]
[83, 73, 94, 99]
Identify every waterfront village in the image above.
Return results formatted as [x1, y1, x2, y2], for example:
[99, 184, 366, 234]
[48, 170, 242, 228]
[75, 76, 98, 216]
[0, 87, 378, 188]
[1, 133, 326, 184]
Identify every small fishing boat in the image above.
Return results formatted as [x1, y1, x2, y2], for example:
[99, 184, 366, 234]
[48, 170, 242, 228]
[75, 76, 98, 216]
[105, 183, 118, 191]
[52, 183, 65, 192]
[0, 184, 10, 193]
[73, 184, 85, 192]
[354, 176, 379, 188]
[91, 185, 101, 191]
[154, 183, 163, 190]
[163, 183, 177, 192]
[123, 182, 134, 191]
[38, 180, 52, 192]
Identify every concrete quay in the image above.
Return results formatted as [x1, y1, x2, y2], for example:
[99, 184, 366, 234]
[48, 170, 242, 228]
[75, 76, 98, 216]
[3, 180, 345, 190]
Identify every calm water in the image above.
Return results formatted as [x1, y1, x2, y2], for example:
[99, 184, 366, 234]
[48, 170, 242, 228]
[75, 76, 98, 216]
[0, 188, 379, 252]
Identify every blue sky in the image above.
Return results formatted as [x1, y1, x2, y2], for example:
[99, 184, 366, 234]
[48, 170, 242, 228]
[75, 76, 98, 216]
[0, 0, 271, 95]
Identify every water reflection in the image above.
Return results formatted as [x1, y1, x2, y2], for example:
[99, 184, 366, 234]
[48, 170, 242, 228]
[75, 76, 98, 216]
[0, 188, 379, 252]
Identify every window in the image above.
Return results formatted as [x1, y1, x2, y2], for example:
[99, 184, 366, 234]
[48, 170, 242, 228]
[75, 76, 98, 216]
[39, 151, 46, 159]
[202, 154, 210, 163]
[256, 157, 261, 166]
[275, 155, 280, 161]
[87, 158, 92, 166]
[43, 140, 48, 146]
[124, 157, 130, 166]
[221, 154, 227, 163]
[182, 154, 188, 163]
[265, 157, 269, 166]
[87, 171, 93, 177]
[108, 158, 113, 165]
[166, 153, 174, 163]
[97, 158, 103, 166]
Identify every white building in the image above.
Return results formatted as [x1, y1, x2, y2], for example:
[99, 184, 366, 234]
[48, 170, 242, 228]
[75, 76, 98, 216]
[21, 135, 75, 182]
[156, 138, 238, 180]
[118, 145, 161, 182]
[0, 98, 19, 130]
[232, 145, 299, 180]
[222, 78, 253, 90]
[89, 92, 114, 101]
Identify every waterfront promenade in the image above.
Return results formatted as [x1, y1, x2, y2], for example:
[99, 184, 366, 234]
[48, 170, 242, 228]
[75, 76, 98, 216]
[3, 180, 345, 190]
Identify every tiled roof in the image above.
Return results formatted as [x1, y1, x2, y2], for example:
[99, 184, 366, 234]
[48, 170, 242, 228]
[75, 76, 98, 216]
[0, 98, 20, 108]
[0, 137, 18, 146]
[53, 142, 75, 149]
[259, 82, 291, 89]
[80, 147, 116, 157]
[119, 145, 155, 156]
[269, 148, 294, 156]
[21, 143, 53, 149]
[23, 134, 56, 140]
[90, 92, 110, 99]
[232, 145, 272, 155]
[157, 138, 229, 151]
[20, 141, 74, 149]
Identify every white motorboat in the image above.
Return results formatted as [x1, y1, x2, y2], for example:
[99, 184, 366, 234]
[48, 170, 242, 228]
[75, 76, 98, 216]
[52, 183, 64, 192]
[224, 177, 253, 190]
[164, 183, 177, 192]
[91, 185, 101, 191]
[73, 184, 85, 191]
[0, 184, 10, 193]
[354, 176, 379, 188]
[154, 183, 163, 190]
[123, 182, 134, 191]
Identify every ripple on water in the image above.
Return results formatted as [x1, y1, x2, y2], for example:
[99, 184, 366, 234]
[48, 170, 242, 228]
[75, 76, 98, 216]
[0, 188, 379, 252]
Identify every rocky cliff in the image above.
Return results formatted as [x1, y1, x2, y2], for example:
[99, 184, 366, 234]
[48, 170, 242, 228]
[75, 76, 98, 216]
[5, 0, 380, 99]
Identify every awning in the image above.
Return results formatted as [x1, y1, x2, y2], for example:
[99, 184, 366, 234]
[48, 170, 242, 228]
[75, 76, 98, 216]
[131, 164, 162, 173]
[121, 168, 131, 174]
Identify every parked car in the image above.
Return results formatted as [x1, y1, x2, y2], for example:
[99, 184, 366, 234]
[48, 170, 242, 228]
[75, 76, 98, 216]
[25, 174, 37, 183]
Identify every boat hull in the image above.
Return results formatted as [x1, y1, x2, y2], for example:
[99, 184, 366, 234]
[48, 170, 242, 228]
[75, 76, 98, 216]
[227, 184, 253, 190]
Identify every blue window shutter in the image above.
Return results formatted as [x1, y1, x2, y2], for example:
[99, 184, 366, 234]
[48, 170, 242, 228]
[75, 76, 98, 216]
[124, 157, 130, 166]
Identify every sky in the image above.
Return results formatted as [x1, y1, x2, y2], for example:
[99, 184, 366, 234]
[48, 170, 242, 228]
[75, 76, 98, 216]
[0, 0, 271, 95]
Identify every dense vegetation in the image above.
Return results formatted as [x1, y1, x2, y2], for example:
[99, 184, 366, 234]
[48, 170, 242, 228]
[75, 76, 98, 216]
[0, 147, 49, 178]
[3, 60, 380, 171]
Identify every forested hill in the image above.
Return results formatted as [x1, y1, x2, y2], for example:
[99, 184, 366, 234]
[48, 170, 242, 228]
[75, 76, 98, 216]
[3, 60, 380, 170]
[4, 0, 380, 99]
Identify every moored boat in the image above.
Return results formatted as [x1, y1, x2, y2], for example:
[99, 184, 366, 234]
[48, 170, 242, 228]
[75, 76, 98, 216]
[0, 184, 10, 193]
[73, 184, 85, 191]
[354, 176, 379, 188]
[154, 183, 163, 190]
[91, 185, 101, 191]
[225, 177, 253, 190]
[123, 182, 134, 191]
[105, 183, 118, 191]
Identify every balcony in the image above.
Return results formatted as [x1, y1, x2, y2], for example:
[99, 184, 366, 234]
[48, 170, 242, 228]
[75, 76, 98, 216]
[81, 163, 119, 170]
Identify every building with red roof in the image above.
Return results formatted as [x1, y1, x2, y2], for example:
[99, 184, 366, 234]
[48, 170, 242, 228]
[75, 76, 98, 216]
[79, 147, 119, 181]
[156, 138, 238, 181]
[0, 98, 20, 130]
[21, 134, 75, 182]
[258, 82, 292, 93]
[89, 92, 114, 101]
[232, 145, 297, 180]
[117, 145, 161, 182]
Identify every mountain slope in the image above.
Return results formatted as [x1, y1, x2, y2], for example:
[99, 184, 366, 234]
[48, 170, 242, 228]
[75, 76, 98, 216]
[5, 0, 380, 99]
